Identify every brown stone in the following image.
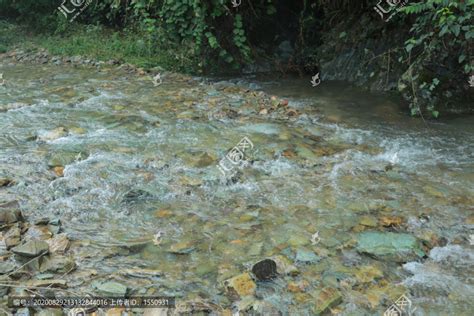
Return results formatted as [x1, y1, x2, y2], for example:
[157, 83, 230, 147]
[224, 273, 256, 298]
[53, 166, 64, 177]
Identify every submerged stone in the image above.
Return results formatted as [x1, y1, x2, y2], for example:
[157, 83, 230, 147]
[94, 281, 128, 297]
[295, 248, 320, 264]
[224, 273, 256, 298]
[356, 231, 424, 261]
[47, 151, 88, 167]
[169, 241, 196, 254]
[252, 259, 277, 281]
[313, 287, 343, 315]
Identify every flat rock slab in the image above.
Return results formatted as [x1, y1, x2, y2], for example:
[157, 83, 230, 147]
[12, 240, 49, 257]
[356, 231, 424, 262]
[94, 281, 128, 297]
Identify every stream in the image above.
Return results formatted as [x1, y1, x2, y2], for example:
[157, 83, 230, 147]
[0, 62, 473, 315]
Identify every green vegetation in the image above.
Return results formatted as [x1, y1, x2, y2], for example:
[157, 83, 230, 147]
[0, 0, 472, 116]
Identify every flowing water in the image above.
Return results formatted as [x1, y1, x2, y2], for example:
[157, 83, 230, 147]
[0, 63, 473, 315]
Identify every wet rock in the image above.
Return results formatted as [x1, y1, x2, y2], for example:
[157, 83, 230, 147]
[295, 248, 320, 264]
[35, 273, 55, 280]
[46, 233, 70, 254]
[34, 218, 50, 225]
[0, 178, 13, 187]
[47, 218, 61, 234]
[169, 241, 195, 254]
[40, 255, 76, 273]
[247, 242, 263, 257]
[47, 151, 88, 167]
[12, 240, 49, 257]
[53, 166, 65, 177]
[24, 225, 53, 240]
[4, 225, 21, 248]
[288, 234, 310, 247]
[94, 281, 128, 297]
[313, 287, 342, 315]
[356, 231, 424, 262]
[272, 255, 299, 276]
[38, 127, 68, 141]
[0, 201, 23, 224]
[0, 261, 16, 274]
[224, 273, 256, 298]
[287, 280, 310, 293]
[122, 268, 162, 279]
[27, 279, 67, 289]
[122, 189, 154, 204]
[191, 152, 216, 168]
[354, 265, 383, 284]
[379, 216, 404, 227]
[0, 275, 11, 295]
[359, 216, 377, 227]
[251, 259, 277, 281]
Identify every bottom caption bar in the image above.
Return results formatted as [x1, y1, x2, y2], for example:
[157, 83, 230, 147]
[8, 297, 175, 308]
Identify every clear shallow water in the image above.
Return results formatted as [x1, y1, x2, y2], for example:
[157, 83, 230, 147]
[0, 64, 473, 315]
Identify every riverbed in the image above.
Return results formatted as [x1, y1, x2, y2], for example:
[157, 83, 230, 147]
[0, 61, 473, 315]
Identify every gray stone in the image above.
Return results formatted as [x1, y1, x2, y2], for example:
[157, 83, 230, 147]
[356, 231, 425, 262]
[0, 201, 23, 224]
[0, 262, 16, 274]
[0, 275, 10, 296]
[94, 281, 128, 297]
[295, 248, 320, 264]
[12, 240, 49, 257]
[40, 255, 76, 273]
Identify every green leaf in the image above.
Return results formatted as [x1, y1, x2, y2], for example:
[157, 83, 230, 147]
[432, 110, 439, 118]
